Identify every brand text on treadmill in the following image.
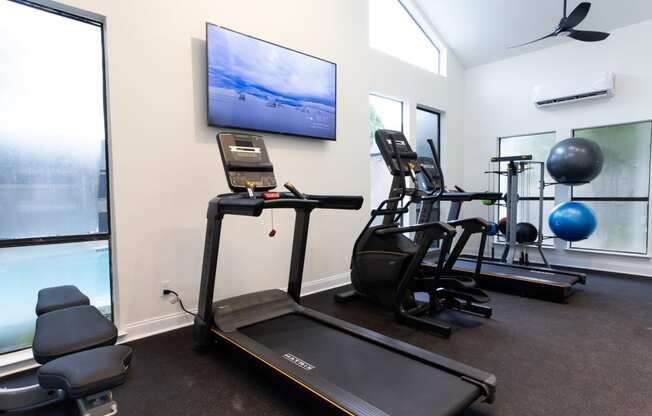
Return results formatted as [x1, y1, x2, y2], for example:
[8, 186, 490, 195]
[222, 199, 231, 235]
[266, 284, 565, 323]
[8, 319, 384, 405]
[283, 353, 315, 371]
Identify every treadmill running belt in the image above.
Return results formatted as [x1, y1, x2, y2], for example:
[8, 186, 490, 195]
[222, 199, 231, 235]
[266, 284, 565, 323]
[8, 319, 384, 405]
[241, 314, 480, 416]
[455, 259, 578, 285]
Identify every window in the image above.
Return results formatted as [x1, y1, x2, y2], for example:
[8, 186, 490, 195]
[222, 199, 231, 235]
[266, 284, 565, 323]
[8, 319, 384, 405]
[497, 132, 557, 246]
[369, 94, 403, 212]
[414, 107, 441, 225]
[571, 122, 652, 254]
[415, 107, 440, 158]
[369, 0, 440, 74]
[0, 0, 112, 354]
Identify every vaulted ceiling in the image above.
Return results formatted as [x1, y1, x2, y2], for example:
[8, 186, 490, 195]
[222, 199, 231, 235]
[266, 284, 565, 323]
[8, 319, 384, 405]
[414, 0, 652, 67]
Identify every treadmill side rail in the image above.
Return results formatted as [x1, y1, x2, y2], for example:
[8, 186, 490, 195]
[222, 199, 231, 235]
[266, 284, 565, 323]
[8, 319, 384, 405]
[216, 329, 390, 416]
[303, 308, 497, 403]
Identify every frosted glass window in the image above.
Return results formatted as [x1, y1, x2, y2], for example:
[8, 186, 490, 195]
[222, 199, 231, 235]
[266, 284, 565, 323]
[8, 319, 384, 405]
[0, 0, 107, 240]
[499, 133, 556, 198]
[369, 0, 440, 73]
[573, 122, 652, 198]
[570, 201, 648, 253]
[414, 107, 440, 228]
[415, 108, 439, 158]
[571, 122, 651, 254]
[369, 94, 403, 213]
[0, 242, 111, 353]
[0, 0, 112, 355]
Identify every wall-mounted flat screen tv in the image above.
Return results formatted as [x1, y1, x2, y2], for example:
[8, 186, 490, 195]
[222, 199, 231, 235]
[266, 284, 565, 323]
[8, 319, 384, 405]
[206, 23, 337, 140]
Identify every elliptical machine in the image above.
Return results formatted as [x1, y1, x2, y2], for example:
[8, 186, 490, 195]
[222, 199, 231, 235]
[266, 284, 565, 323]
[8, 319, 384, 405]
[335, 130, 492, 338]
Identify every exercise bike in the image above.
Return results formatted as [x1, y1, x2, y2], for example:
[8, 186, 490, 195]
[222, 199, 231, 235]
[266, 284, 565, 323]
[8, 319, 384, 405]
[335, 130, 492, 337]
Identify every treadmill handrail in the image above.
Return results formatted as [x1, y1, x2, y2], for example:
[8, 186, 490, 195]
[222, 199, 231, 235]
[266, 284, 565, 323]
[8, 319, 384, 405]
[208, 194, 363, 218]
[197, 190, 364, 332]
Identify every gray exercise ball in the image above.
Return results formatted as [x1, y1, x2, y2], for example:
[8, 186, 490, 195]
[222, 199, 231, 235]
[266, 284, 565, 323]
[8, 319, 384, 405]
[546, 137, 604, 185]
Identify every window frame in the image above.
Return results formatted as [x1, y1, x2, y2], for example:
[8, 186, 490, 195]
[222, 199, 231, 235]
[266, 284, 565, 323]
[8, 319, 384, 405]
[0, 0, 114, 345]
[568, 120, 652, 255]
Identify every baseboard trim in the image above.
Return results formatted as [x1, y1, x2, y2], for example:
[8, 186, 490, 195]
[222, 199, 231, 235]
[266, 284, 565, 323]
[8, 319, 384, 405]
[461, 252, 652, 280]
[117, 272, 352, 343]
[0, 272, 352, 376]
[119, 309, 197, 344]
[301, 272, 351, 296]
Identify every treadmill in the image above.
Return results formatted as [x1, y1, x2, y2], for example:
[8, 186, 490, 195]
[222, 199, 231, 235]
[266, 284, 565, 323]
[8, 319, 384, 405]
[193, 132, 496, 416]
[377, 130, 585, 301]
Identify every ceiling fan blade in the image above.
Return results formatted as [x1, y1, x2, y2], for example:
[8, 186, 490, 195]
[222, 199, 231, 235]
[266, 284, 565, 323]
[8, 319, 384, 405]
[561, 2, 591, 30]
[568, 30, 610, 42]
[508, 33, 557, 49]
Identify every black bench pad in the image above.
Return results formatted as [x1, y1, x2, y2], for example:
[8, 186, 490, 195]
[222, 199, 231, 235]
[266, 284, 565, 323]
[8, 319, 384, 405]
[38, 345, 132, 399]
[33, 305, 117, 364]
[36, 285, 90, 316]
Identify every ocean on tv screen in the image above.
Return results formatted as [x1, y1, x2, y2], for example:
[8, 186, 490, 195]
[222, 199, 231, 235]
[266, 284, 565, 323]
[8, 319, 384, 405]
[207, 25, 336, 140]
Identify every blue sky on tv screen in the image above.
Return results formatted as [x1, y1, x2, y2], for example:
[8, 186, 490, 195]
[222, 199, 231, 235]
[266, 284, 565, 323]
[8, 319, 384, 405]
[207, 24, 336, 139]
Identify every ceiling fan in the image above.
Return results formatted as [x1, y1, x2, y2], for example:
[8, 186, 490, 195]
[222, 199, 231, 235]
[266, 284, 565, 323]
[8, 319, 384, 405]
[509, 0, 610, 48]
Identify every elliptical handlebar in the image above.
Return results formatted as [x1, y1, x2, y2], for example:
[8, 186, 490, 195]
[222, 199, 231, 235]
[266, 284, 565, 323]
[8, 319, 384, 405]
[369, 135, 417, 224]
[424, 138, 445, 199]
[390, 136, 408, 203]
[374, 220, 455, 236]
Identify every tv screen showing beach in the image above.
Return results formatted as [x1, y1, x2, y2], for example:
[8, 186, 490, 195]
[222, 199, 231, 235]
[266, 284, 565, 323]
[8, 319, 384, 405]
[207, 24, 336, 140]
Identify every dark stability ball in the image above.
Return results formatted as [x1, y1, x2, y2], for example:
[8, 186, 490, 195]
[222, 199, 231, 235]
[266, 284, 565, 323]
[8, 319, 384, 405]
[546, 137, 604, 185]
[515, 222, 538, 243]
[497, 217, 507, 235]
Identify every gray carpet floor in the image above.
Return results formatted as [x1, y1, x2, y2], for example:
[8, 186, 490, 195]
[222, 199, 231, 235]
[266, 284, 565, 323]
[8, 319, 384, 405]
[5, 270, 652, 415]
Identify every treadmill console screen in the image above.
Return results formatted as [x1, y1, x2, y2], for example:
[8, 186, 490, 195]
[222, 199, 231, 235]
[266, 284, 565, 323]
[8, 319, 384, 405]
[217, 133, 277, 192]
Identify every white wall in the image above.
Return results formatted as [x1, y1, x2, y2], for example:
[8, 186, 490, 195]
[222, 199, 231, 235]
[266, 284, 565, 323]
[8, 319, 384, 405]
[462, 19, 652, 276]
[368, 5, 467, 189]
[34, 0, 372, 340]
[369, 49, 467, 186]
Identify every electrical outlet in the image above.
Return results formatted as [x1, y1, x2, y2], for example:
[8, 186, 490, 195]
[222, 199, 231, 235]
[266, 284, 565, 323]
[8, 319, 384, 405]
[160, 280, 171, 297]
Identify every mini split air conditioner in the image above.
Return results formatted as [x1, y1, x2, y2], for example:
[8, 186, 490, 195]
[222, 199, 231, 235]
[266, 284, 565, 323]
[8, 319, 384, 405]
[533, 72, 615, 108]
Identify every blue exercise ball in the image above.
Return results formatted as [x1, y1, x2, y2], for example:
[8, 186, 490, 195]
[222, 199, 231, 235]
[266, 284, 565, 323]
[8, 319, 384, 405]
[548, 201, 597, 242]
[546, 137, 604, 185]
[486, 222, 498, 236]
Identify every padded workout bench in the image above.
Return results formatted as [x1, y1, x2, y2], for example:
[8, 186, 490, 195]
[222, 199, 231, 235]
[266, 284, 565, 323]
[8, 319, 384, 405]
[0, 286, 132, 415]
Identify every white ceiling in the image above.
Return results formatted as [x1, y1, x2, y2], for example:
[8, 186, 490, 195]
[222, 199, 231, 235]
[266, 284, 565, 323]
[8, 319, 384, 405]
[414, 0, 652, 68]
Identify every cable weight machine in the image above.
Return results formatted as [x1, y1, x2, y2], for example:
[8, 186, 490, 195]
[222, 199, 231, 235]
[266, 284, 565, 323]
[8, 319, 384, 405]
[489, 155, 551, 267]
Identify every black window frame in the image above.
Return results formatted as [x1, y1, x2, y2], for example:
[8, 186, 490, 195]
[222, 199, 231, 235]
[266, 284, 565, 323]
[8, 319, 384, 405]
[569, 120, 652, 255]
[0, 0, 114, 343]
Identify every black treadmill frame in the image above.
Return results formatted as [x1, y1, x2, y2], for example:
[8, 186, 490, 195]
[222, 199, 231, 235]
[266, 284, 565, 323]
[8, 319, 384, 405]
[451, 257, 586, 300]
[193, 194, 496, 415]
